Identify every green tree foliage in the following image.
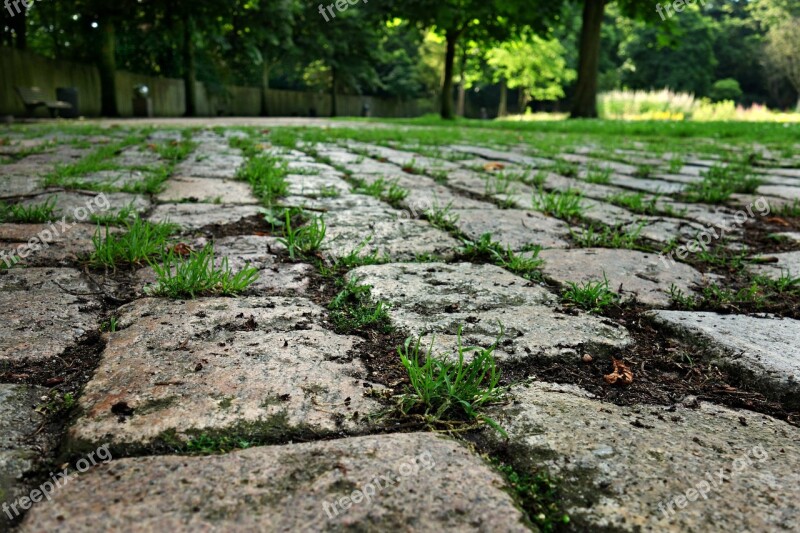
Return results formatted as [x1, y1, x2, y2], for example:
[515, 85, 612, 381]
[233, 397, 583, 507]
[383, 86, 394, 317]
[486, 32, 576, 109]
[710, 79, 743, 103]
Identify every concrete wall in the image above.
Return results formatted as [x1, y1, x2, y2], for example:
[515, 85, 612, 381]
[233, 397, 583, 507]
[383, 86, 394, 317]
[0, 47, 434, 118]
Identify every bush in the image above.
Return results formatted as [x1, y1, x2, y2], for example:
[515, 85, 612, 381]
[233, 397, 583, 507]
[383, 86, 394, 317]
[709, 79, 743, 103]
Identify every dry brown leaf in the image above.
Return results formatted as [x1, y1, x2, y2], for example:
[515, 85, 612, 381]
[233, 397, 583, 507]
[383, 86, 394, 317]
[483, 162, 505, 172]
[765, 217, 791, 227]
[604, 358, 633, 386]
[171, 243, 193, 257]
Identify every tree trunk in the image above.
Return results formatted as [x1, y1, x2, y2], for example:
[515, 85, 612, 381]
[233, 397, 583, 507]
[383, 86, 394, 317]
[330, 67, 338, 117]
[498, 79, 508, 118]
[183, 17, 197, 117]
[456, 46, 466, 117]
[440, 30, 458, 120]
[518, 89, 529, 114]
[570, 0, 607, 119]
[98, 19, 118, 116]
[260, 60, 270, 116]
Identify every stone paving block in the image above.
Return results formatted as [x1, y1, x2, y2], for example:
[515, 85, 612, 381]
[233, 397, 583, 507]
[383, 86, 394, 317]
[174, 152, 244, 179]
[0, 223, 112, 266]
[147, 203, 262, 231]
[69, 297, 384, 450]
[156, 176, 258, 204]
[135, 236, 313, 296]
[62, 169, 152, 189]
[0, 384, 51, 524]
[539, 248, 706, 307]
[452, 208, 571, 250]
[749, 251, 800, 279]
[450, 144, 551, 167]
[348, 143, 460, 173]
[758, 185, 800, 201]
[323, 207, 460, 261]
[486, 382, 800, 532]
[18, 192, 150, 223]
[0, 175, 45, 198]
[650, 311, 800, 407]
[22, 433, 528, 532]
[350, 262, 629, 361]
[285, 173, 352, 198]
[0, 268, 102, 363]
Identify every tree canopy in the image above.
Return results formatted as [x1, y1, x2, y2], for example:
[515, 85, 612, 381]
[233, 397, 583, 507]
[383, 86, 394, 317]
[1, 0, 797, 117]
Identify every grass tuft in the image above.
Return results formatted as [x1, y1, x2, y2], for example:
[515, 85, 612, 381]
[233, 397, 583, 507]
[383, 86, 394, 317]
[90, 217, 178, 268]
[0, 198, 58, 223]
[532, 189, 585, 219]
[277, 212, 326, 260]
[397, 327, 506, 435]
[328, 277, 392, 334]
[238, 154, 289, 205]
[147, 244, 259, 299]
[562, 273, 619, 312]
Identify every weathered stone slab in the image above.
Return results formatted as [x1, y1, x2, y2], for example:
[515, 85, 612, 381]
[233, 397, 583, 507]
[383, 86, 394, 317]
[539, 248, 705, 307]
[323, 207, 460, 261]
[350, 263, 629, 361]
[486, 382, 800, 532]
[750, 251, 800, 279]
[22, 433, 528, 532]
[453, 208, 571, 250]
[0, 384, 50, 525]
[147, 203, 261, 231]
[174, 152, 244, 179]
[135, 236, 313, 296]
[285, 173, 352, 198]
[18, 192, 149, 222]
[156, 176, 257, 204]
[650, 311, 800, 407]
[0, 268, 101, 363]
[69, 297, 384, 450]
[63, 169, 151, 189]
[348, 143, 459, 173]
[759, 185, 800, 201]
[0, 223, 111, 266]
[0, 175, 45, 199]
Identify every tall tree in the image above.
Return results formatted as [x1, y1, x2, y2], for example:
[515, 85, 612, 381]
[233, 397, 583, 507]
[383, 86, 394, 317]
[570, 0, 660, 118]
[390, 0, 558, 119]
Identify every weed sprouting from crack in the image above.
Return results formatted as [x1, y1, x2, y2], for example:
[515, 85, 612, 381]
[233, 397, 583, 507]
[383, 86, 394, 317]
[532, 189, 585, 220]
[561, 273, 620, 313]
[147, 244, 259, 299]
[395, 326, 507, 436]
[328, 277, 393, 334]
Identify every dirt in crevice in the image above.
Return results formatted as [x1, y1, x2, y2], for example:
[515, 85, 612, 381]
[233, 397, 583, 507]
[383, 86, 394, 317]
[500, 303, 799, 427]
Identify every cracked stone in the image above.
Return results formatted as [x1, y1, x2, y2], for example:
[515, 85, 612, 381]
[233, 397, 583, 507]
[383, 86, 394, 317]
[22, 433, 528, 532]
[350, 262, 629, 360]
[68, 297, 384, 450]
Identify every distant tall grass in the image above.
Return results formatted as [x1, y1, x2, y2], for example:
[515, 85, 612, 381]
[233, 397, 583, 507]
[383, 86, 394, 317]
[597, 89, 799, 122]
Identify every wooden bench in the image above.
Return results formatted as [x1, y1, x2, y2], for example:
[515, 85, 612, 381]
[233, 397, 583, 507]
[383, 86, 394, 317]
[15, 86, 73, 118]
